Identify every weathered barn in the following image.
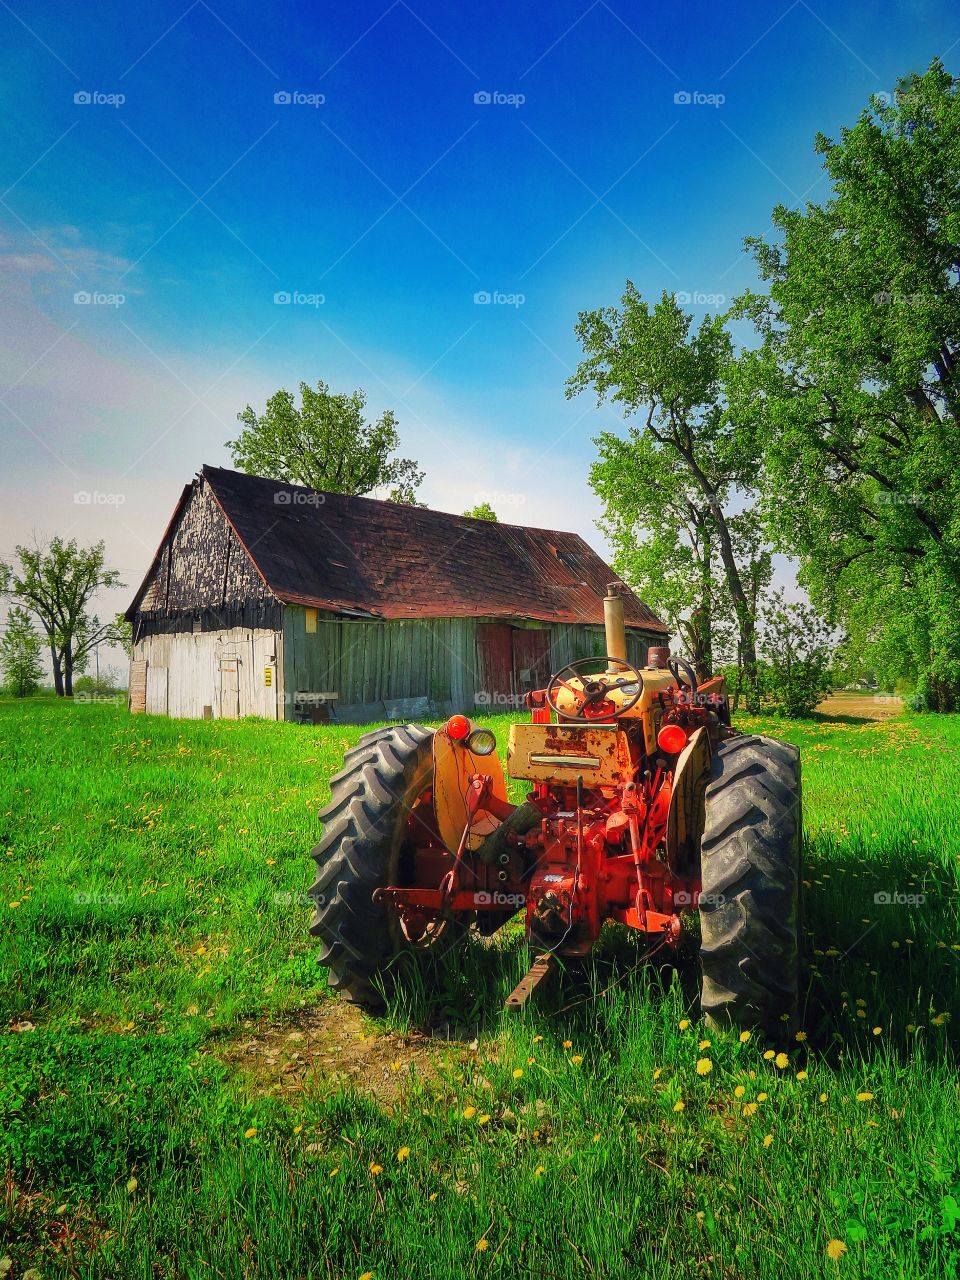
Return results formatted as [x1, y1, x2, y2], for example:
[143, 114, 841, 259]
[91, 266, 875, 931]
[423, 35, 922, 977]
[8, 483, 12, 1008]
[126, 466, 668, 722]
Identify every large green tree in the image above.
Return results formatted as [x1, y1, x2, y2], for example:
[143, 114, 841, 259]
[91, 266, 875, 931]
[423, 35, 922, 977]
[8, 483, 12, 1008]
[0, 539, 126, 698]
[732, 60, 960, 708]
[0, 607, 44, 697]
[569, 289, 769, 705]
[230, 381, 425, 504]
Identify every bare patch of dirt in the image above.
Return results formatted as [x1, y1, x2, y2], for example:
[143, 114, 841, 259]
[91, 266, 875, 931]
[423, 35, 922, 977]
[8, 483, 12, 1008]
[213, 1001, 479, 1109]
[816, 692, 903, 721]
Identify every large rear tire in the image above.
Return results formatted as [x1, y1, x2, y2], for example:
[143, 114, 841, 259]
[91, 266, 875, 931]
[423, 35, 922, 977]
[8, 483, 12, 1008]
[308, 723, 436, 1008]
[698, 734, 802, 1035]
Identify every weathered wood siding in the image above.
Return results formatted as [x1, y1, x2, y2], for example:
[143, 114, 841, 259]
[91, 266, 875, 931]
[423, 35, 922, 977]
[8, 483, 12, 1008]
[132, 627, 281, 719]
[281, 609, 661, 720]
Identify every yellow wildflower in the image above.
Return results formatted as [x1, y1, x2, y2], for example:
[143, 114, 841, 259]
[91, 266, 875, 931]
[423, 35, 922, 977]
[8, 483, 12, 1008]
[695, 1058, 713, 1076]
[734, 1085, 746, 1099]
[679, 1019, 690, 1031]
[512, 1068, 524, 1079]
[673, 1099, 685, 1112]
[856, 1092, 874, 1102]
[774, 1052, 789, 1069]
[570, 1055, 583, 1065]
[463, 1106, 477, 1119]
[476, 1239, 489, 1252]
[763, 1050, 775, 1061]
[763, 1134, 773, 1148]
[244, 1127, 257, 1139]
[826, 1239, 847, 1260]
[369, 1162, 383, 1176]
[698, 1039, 711, 1050]
[739, 1030, 751, 1043]
[397, 1146, 410, 1162]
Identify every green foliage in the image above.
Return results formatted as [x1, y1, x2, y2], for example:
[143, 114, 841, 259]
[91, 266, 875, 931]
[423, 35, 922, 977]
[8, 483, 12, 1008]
[569, 288, 768, 702]
[0, 606, 44, 696]
[462, 501, 498, 521]
[229, 380, 425, 503]
[756, 591, 834, 716]
[0, 538, 125, 697]
[732, 59, 960, 706]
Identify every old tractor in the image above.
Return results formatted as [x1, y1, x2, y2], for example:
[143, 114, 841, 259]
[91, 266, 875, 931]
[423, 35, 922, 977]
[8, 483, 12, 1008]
[309, 587, 802, 1031]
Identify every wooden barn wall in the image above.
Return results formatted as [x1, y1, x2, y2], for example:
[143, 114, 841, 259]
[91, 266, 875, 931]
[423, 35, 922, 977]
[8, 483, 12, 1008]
[131, 627, 281, 720]
[135, 478, 279, 639]
[281, 610, 662, 720]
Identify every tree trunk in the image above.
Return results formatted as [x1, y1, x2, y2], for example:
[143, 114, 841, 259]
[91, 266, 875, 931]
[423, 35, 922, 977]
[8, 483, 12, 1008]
[64, 645, 74, 698]
[50, 643, 64, 697]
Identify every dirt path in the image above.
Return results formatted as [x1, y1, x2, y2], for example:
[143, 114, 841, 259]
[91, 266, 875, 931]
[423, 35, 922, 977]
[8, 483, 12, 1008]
[815, 691, 903, 721]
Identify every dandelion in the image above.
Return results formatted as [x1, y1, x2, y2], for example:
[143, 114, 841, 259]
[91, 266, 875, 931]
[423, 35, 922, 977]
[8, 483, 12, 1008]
[795, 1031, 807, 1042]
[570, 1054, 583, 1065]
[463, 1106, 477, 1119]
[774, 1053, 789, 1069]
[126, 1176, 138, 1194]
[563, 1039, 573, 1049]
[695, 1058, 713, 1076]
[534, 1165, 546, 1177]
[698, 1039, 711, 1050]
[856, 1092, 874, 1102]
[369, 1162, 383, 1176]
[592, 1133, 601, 1143]
[872, 1026, 882, 1035]
[429, 1192, 438, 1202]
[244, 1127, 257, 1139]
[512, 1068, 524, 1079]
[819, 1093, 828, 1103]
[293, 1125, 303, 1135]
[763, 1134, 773, 1148]
[359, 1272, 375, 1280]
[397, 1147, 410, 1162]
[527, 1056, 536, 1065]
[742, 1102, 758, 1116]
[534, 1034, 543, 1043]
[826, 1239, 847, 1261]
[653, 1067, 662, 1080]
[673, 1100, 685, 1112]
[330, 1168, 340, 1177]
[390, 1059, 402, 1072]
[476, 1239, 489, 1253]
[679, 1019, 691, 1031]
[906, 1023, 916, 1033]
[763, 1050, 775, 1061]
[478, 1114, 491, 1126]
[734, 1085, 746, 1099]
[797, 1071, 808, 1081]
[757, 1092, 768, 1102]
[739, 1030, 751, 1043]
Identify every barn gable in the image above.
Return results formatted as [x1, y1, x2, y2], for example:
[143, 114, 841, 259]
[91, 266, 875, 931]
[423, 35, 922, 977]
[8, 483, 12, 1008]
[129, 476, 278, 636]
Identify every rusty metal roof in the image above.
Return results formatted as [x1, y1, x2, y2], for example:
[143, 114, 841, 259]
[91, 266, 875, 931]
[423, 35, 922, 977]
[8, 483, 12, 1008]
[133, 465, 668, 632]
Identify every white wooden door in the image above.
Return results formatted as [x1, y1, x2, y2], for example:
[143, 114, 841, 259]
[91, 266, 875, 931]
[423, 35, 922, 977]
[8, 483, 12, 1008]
[145, 665, 168, 715]
[220, 657, 240, 719]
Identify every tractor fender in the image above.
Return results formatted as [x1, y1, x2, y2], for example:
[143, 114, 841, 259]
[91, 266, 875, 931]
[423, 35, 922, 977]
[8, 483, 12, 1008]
[433, 720, 509, 853]
[666, 725, 712, 876]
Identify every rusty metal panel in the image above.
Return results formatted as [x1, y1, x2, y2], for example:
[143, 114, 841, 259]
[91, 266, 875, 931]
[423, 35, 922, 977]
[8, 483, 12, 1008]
[433, 724, 507, 851]
[508, 723, 634, 787]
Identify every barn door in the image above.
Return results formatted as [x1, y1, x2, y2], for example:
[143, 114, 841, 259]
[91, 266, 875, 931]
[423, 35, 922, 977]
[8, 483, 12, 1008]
[512, 629, 551, 695]
[145, 665, 168, 715]
[476, 623, 513, 708]
[219, 656, 240, 719]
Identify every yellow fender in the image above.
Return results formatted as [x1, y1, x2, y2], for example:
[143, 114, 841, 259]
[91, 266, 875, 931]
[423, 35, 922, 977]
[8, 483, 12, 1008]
[433, 721, 509, 853]
[666, 725, 712, 875]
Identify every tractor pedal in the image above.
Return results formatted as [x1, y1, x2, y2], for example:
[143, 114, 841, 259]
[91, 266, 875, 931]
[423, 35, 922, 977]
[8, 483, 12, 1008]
[504, 952, 557, 1012]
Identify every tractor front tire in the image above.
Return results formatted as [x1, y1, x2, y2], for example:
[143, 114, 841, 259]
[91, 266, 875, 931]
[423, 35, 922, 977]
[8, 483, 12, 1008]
[698, 734, 802, 1035]
[308, 723, 435, 1009]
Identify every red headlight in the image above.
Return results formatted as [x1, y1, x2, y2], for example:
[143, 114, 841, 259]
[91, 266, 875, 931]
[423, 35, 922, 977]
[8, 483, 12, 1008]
[446, 714, 471, 742]
[657, 724, 688, 755]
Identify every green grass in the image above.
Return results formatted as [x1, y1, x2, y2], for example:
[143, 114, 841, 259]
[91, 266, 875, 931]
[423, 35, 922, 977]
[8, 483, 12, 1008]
[1, 699, 959, 1278]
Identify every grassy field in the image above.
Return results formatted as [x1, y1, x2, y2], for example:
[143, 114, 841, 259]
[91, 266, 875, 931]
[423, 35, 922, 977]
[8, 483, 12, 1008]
[1, 696, 959, 1279]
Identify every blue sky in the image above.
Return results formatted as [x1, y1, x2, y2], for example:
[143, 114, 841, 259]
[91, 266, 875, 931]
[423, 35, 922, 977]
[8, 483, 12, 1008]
[1, 0, 959, 657]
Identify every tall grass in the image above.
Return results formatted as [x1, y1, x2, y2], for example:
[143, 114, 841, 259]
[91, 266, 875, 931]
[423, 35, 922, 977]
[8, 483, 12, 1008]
[1, 699, 958, 1277]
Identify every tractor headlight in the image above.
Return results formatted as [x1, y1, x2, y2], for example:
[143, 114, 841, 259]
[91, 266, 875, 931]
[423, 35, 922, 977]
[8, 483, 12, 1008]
[467, 727, 497, 756]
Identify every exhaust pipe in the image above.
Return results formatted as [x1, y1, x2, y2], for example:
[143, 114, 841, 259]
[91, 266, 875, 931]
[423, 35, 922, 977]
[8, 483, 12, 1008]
[604, 582, 627, 665]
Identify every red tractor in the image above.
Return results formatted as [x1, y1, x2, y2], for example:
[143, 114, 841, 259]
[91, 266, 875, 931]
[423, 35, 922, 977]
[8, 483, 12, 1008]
[309, 588, 802, 1031]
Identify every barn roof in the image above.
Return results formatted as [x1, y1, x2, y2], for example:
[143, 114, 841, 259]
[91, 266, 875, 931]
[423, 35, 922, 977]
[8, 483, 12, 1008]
[129, 465, 668, 632]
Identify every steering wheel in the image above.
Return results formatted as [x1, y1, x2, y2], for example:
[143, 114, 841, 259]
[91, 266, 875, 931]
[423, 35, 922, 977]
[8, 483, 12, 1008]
[669, 656, 699, 692]
[546, 656, 645, 721]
